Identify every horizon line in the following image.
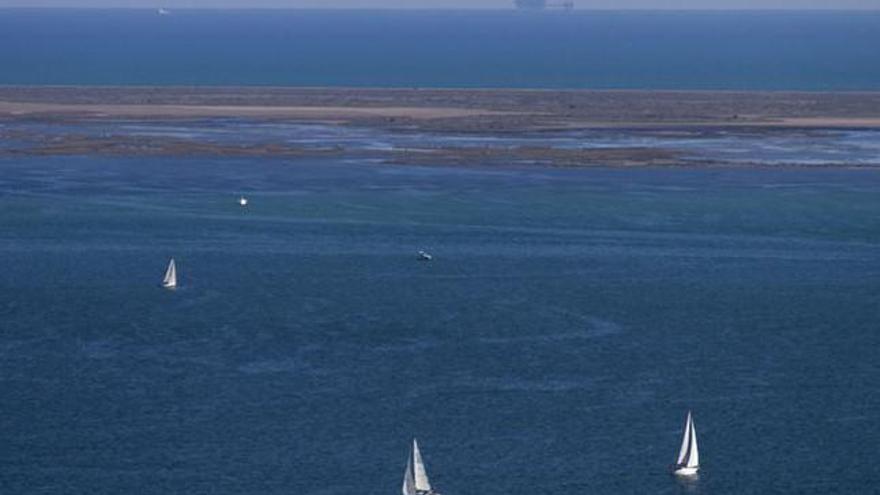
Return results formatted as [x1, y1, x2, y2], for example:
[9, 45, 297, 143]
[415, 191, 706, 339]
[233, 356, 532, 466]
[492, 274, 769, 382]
[2, 6, 880, 11]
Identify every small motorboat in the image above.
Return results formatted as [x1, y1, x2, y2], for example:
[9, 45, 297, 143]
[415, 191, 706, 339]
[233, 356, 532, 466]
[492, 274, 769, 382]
[418, 250, 433, 261]
[238, 196, 248, 207]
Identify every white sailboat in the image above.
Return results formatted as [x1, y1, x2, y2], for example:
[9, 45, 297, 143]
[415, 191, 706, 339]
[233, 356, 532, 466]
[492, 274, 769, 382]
[238, 196, 248, 207]
[672, 411, 700, 476]
[402, 439, 439, 495]
[161, 258, 177, 289]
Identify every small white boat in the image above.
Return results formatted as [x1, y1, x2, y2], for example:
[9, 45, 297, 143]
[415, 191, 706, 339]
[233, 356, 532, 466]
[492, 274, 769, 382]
[238, 196, 249, 207]
[161, 258, 177, 289]
[672, 411, 700, 476]
[402, 439, 440, 495]
[418, 250, 433, 261]
[157, 8, 171, 15]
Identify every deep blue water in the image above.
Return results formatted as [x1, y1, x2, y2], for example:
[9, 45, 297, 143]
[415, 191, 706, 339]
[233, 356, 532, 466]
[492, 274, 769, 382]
[1, 9, 880, 89]
[1, 156, 879, 494]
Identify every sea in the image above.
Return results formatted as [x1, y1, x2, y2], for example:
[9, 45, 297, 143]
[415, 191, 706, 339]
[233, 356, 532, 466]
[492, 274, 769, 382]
[0, 9, 879, 89]
[1, 8, 880, 495]
[1, 155, 879, 494]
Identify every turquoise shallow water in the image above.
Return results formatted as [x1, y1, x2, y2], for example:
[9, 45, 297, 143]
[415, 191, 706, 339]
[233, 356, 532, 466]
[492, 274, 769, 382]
[0, 156, 879, 494]
[1, 9, 880, 90]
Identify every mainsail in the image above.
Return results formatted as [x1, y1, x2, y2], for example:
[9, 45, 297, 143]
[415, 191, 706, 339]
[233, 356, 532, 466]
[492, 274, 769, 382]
[412, 439, 432, 492]
[162, 258, 177, 288]
[403, 439, 432, 495]
[676, 411, 699, 468]
[686, 414, 699, 468]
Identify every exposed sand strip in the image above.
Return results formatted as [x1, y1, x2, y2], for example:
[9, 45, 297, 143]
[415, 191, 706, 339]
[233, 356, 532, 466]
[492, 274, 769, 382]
[3, 87, 880, 167]
[0, 101, 508, 120]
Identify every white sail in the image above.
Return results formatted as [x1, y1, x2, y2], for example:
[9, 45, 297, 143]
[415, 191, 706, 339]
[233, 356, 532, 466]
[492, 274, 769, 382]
[162, 258, 177, 288]
[675, 411, 699, 469]
[402, 455, 416, 495]
[412, 439, 432, 492]
[685, 415, 699, 468]
[676, 412, 692, 466]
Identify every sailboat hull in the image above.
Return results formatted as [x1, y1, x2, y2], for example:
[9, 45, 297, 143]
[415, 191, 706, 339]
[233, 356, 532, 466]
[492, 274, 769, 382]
[672, 466, 699, 476]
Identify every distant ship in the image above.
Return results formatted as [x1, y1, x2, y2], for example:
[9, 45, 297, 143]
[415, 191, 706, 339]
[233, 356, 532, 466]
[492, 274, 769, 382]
[402, 439, 440, 495]
[157, 8, 171, 16]
[161, 258, 177, 289]
[238, 196, 249, 207]
[514, 0, 574, 10]
[671, 411, 700, 476]
[418, 250, 433, 261]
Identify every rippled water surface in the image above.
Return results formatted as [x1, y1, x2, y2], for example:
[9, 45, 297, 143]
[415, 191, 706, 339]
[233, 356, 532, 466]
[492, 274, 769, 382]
[1, 157, 879, 494]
